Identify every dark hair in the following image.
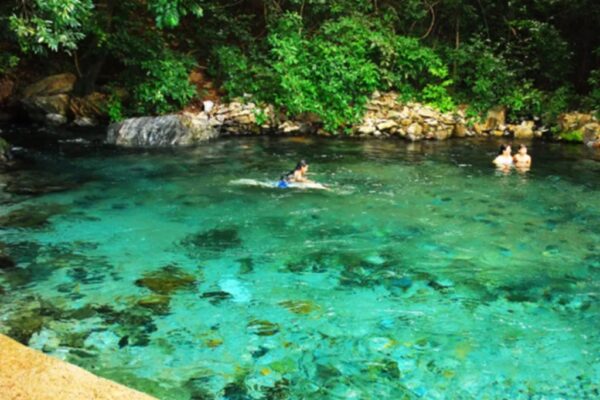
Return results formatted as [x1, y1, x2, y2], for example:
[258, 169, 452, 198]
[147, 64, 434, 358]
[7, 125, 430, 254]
[281, 160, 308, 181]
[294, 159, 308, 171]
[498, 144, 509, 155]
[518, 144, 527, 150]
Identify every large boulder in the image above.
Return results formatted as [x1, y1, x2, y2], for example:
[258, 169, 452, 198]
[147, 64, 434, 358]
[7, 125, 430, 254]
[583, 122, 600, 148]
[483, 106, 505, 131]
[22, 73, 76, 98]
[555, 112, 597, 143]
[107, 113, 219, 147]
[512, 120, 535, 139]
[21, 73, 77, 125]
[21, 94, 70, 125]
[557, 112, 593, 132]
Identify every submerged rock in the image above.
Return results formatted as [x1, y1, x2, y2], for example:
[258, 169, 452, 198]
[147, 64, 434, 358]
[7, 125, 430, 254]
[180, 227, 242, 253]
[0, 248, 16, 269]
[134, 265, 196, 295]
[279, 300, 320, 315]
[201, 291, 233, 305]
[137, 294, 171, 314]
[5, 178, 76, 196]
[247, 320, 280, 336]
[0, 204, 67, 229]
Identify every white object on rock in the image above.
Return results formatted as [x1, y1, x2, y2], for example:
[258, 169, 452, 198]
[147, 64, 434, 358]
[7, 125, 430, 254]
[203, 100, 214, 113]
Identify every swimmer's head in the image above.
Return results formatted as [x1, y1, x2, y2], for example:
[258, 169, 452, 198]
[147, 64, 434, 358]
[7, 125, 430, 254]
[295, 160, 308, 173]
[518, 144, 528, 154]
[498, 144, 511, 156]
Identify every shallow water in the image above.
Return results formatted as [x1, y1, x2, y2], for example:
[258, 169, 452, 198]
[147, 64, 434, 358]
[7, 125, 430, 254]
[1, 136, 599, 399]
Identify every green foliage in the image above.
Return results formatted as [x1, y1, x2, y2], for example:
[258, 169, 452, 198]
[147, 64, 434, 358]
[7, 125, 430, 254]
[9, 0, 93, 54]
[2, 0, 600, 124]
[505, 19, 571, 87]
[541, 86, 577, 124]
[0, 53, 20, 75]
[559, 130, 583, 142]
[132, 53, 197, 115]
[501, 81, 543, 121]
[147, 0, 203, 29]
[421, 81, 455, 112]
[106, 94, 124, 123]
[585, 69, 600, 112]
[447, 37, 516, 113]
[253, 109, 269, 126]
[215, 14, 452, 132]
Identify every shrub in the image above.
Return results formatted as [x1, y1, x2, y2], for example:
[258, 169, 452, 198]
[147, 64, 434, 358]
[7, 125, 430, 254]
[213, 13, 452, 132]
[132, 53, 197, 115]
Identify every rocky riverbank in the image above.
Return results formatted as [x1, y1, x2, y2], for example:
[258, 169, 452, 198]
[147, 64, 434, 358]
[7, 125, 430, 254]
[107, 91, 600, 148]
[2, 73, 599, 148]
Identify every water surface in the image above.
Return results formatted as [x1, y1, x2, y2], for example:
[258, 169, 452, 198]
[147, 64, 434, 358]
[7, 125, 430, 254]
[1, 137, 599, 399]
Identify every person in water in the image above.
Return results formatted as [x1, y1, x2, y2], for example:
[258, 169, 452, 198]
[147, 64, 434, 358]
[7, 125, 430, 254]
[278, 160, 311, 188]
[513, 144, 532, 169]
[493, 144, 513, 170]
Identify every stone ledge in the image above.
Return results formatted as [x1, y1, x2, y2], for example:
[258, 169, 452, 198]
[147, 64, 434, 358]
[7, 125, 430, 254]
[0, 334, 156, 400]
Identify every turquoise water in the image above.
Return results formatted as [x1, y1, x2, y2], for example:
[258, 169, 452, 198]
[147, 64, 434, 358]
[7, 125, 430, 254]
[1, 136, 599, 399]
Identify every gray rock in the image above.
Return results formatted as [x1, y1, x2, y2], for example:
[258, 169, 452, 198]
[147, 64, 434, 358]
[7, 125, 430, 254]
[107, 113, 219, 147]
[73, 117, 98, 127]
[46, 113, 68, 126]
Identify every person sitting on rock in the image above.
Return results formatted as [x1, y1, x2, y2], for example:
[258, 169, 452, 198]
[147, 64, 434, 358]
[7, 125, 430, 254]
[493, 144, 513, 170]
[513, 144, 532, 170]
[278, 160, 311, 188]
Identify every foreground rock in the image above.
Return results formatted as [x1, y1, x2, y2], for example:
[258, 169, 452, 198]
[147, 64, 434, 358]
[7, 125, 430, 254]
[0, 333, 156, 399]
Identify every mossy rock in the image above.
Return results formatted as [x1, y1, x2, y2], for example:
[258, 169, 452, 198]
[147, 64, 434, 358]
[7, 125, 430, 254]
[364, 359, 401, 380]
[201, 290, 232, 305]
[0, 204, 68, 229]
[279, 299, 320, 315]
[137, 294, 171, 314]
[180, 227, 242, 253]
[247, 319, 280, 336]
[135, 264, 196, 295]
[6, 313, 46, 344]
[559, 130, 583, 142]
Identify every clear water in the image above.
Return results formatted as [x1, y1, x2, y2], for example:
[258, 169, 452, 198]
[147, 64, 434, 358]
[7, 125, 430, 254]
[1, 136, 599, 399]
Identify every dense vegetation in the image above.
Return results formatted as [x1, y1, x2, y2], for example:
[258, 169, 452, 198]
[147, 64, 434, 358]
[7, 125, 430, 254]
[1, 0, 599, 130]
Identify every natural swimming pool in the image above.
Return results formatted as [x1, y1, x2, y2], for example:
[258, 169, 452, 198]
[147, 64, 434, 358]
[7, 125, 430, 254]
[1, 136, 599, 399]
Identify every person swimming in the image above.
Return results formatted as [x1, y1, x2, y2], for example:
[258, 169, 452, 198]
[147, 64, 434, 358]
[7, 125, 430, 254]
[513, 144, 532, 170]
[493, 144, 513, 170]
[278, 160, 311, 188]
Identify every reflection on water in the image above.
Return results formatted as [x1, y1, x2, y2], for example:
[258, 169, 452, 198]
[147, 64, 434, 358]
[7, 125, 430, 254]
[1, 136, 599, 399]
